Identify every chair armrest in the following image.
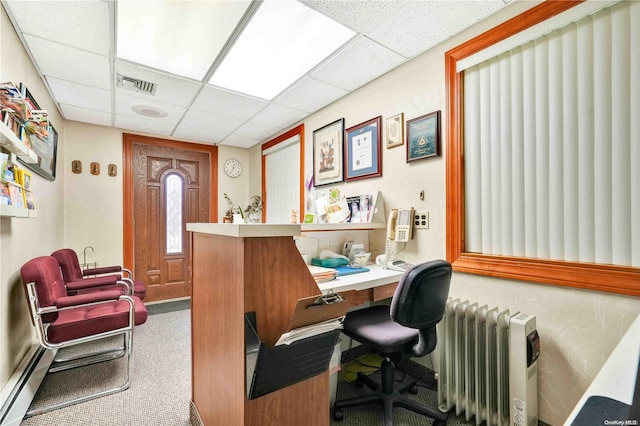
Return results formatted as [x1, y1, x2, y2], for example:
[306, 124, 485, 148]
[83, 266, 122, 276]
[55, 290, 123, 309]
[66, 275, 119, 291]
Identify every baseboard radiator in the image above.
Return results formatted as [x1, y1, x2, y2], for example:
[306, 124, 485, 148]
[437, 298, 540, 426]
[0, 347, 55, 426]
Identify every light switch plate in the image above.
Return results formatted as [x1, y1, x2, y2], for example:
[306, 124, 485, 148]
[414, 211, 429, 229]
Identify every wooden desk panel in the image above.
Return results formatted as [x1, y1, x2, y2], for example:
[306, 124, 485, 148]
[372, 282, 398, 301]
[191, 230, 330, 426]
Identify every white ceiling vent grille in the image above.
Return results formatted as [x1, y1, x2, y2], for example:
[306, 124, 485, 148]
[117, 74, 157, 95]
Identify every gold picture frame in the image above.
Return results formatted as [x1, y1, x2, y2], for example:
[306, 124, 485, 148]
[386, 113, 404, 148]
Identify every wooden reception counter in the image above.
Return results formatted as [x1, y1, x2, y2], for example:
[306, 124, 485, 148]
[187, 223, 331, 426]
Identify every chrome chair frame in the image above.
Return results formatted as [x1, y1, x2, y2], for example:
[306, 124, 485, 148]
[24, 281, 135, 417]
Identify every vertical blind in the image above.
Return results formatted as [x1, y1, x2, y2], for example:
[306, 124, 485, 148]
[264, 135, 300, 223]
[463, 0, 638, 267]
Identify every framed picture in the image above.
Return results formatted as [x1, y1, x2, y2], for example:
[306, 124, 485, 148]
[19, 123, 58, 181]
[313, 118, 344, 187]
[344, 116, 382, 182]
[406, 110, 441, 162]
[19, 83, 41, 111]
[386, 113, 404, 148]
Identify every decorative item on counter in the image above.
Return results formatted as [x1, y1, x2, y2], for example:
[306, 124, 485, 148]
[244, 195, 262, 223]
[224, 193, 244, 223]
[290, 209, 298, 224]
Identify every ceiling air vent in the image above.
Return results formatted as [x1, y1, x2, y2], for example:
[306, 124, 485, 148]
[117, 74, 157, 95]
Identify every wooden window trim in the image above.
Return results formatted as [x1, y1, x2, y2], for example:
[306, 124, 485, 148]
[261, 124, 305, 222]
[445, 0, 640, 296]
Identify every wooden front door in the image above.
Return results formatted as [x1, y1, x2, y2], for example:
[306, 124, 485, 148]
[123, 134, 217, 303]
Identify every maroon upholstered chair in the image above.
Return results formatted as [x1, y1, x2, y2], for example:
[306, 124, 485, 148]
[51, 248, 146, 300]
[20, 256, 148, 417]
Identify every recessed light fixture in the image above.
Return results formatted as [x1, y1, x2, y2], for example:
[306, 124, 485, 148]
[209, 0, 356, 100]
[131, 105, 168, 118]
[116, 1, 251, 81]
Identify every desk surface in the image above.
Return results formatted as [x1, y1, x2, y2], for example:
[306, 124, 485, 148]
[316, 265, 404, 294]
[564, 312, 640, 425]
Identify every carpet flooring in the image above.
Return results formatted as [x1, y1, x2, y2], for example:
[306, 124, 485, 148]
[20, 304, 475, 425]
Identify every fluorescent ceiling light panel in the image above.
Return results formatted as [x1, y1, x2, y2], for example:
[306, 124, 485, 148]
[209, 0, 356, 100]
[117, 0, 252, 80]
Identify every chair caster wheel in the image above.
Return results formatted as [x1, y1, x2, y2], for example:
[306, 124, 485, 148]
[432, 420, 446, 426]
[354, 380, 364, 388]
[332, 407, 344, 421]
[409, 384, 418, 394]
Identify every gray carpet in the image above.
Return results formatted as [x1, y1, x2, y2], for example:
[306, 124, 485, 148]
[20, 305, 475, 425]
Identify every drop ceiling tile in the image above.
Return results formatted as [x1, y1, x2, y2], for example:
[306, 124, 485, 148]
[219, 134, 263, 149]
[115, 60, 201, 107]
[311, 36, 405, 91]
[176, 108, 244, 142]
[115, 92, 186, 123]
[60, 104, 112, 127]
[368, 0, 507, 58]
[274, 77, 348, 113]
[170, 127, 219, 145]
[114, 114, 176, 136]
[5, 0, 109, 55]
[47, 77, 111, 112]
[191, 86, 268, 121]
[251, 104, 307, 129]
[24, 35, 110, 89]
[233, 121, 282, 141]
[301, 0, 407, 34]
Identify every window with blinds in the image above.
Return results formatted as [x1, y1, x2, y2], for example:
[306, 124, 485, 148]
[446, 0, 639, 295]
[263, 135, 300, 223]
[463, 0, 638, 267]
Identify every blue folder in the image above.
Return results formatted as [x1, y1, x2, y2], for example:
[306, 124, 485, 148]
[332, 266, 370, 276]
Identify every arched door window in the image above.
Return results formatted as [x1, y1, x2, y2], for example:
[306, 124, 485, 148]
[165, 173, 183, 254]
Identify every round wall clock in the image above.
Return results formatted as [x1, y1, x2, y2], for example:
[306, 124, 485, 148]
[224, 159, 242, 178]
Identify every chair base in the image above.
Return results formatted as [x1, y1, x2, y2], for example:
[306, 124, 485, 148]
[332, 357, 448, 426]
[24, 331, 133, 419]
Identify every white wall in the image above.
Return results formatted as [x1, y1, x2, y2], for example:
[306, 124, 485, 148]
[247, 2, 640, 424]
[62, 123, 250, 267]
[0, 6, 64, 396]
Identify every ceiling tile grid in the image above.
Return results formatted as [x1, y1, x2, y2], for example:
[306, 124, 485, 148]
[5, 0, 109, 55]
[60, 104, 112, 128]
[22, 35, 111, 90]
[46, 77, 111, 113]
[2, 0, 509, 148]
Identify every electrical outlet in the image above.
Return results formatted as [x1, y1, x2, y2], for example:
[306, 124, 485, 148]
[414, 211, 429, 229]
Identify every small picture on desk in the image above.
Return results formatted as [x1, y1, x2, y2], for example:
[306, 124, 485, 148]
[347, 196, 361, 222]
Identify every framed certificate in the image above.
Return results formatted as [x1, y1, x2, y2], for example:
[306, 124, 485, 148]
[344, 116, 382, 182]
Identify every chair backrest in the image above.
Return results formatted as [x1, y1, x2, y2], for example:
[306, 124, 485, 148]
[51, 248, 84, 282]
[389, 259, 452, 356]
[21, 256, 69, 322]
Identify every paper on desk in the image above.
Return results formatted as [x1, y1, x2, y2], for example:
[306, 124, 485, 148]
[307, 265, 337, 283]
[275, 316, 344, 346]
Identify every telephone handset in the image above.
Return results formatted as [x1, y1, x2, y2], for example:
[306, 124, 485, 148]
[387, 208, 414, 242]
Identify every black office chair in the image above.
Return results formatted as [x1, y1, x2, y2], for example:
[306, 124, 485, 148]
[332, 260, 451, 426]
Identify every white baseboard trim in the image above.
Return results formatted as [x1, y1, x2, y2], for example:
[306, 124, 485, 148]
[0, 346, 55, 426]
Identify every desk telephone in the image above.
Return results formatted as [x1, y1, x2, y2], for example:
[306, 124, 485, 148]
[383, 208, 415, 272]
[387, 208, 414, 242]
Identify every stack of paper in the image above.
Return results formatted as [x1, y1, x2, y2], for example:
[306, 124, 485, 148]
[307, 265, 337, 283]
[275, 316, 344, 346]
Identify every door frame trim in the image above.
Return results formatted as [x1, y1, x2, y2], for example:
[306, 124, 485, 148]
[122, 133, 218, 273]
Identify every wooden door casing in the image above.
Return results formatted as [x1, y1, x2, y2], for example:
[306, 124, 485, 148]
[123, 133, 218, 303]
